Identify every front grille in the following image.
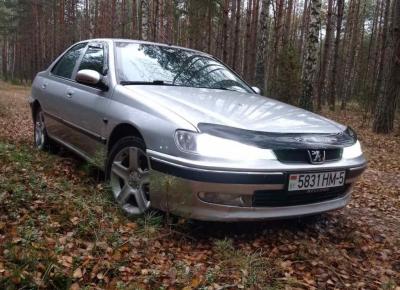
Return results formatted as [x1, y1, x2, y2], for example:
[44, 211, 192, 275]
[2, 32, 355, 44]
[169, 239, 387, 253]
[252, 185, 349, 207]
[273, 149, 342, 164]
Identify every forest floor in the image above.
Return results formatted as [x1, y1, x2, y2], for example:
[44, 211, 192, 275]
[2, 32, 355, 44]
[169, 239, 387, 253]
[0, 82, 399, 290]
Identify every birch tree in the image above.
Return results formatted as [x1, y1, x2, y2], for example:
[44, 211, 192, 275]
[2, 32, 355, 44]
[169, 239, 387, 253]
[316, 0, 333, 110]
[141, 0, 149, 40]
[299, 0, 321, 111]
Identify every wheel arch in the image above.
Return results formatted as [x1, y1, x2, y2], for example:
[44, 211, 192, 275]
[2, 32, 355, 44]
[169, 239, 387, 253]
[31, 100, 41, 120]
[107, 123, 146, 153]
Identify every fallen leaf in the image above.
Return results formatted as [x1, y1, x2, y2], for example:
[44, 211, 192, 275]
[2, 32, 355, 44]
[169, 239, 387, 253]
[70, 283, 80, 290]
[73, 268, 83, 279]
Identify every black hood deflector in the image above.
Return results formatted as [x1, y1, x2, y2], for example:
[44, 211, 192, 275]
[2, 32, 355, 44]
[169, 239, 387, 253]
[197, 123, 357, 150]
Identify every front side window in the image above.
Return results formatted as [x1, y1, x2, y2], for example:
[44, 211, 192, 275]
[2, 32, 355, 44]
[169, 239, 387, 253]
[78, 45, 105, 75]
[51, 43, 87, 79]
[115, 42, 252, 93]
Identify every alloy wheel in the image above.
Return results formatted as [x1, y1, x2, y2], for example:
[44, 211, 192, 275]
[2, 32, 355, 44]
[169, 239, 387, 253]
[34, 111, 46, 149]
[109, 146, 150, 215]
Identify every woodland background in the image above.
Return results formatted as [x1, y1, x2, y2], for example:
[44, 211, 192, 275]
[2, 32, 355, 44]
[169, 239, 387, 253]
[0, 0, 399, 134]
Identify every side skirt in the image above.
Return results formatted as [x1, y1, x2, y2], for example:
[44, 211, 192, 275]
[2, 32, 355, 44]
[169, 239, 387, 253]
[48, 133, 106, 171]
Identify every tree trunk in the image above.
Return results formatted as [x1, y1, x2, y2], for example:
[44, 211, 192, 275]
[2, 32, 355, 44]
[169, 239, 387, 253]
[248, 0, 260, 82]
[254, 0, 270, 93]
[222, 0, 229, 62]
[207, 0, 213, 53]
[141, 0, 149, 40]
[327, 0, 344, 111]
[270, 0, 285, 93]
[229, 0, 237, 67]
[94, 0, 99, 37]
[243, 0, 252, 78]
[232, 0, 241, 71]
[153, 0, 159, 41]
[371, 0, 385, 101]
[316, 0, 334, 110]
[159, 0, 164, 41]
[121, 0, 126, 37]
[169, 0, 174, 43]
[299, 0, 321, 111]
[374, 0, 391, 106]
[361, 0, 380, 119]
[132, 0, 137, 38]
[373, 0, 400, 133]
[2, 38, 8, 81]
[111, 0, 116, 37]
[283, 0, 294, 45]
[298, 0, 309, 63]
[52, 0, 57, 58]
[341, 0, 362, 110]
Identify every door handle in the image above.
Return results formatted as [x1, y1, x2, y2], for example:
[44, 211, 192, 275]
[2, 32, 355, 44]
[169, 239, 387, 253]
[66, 90, 74, 98]
[41, 83, 47, 89]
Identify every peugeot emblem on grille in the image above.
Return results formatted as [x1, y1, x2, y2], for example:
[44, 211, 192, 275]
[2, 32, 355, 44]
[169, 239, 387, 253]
[308, 149, 326, 164]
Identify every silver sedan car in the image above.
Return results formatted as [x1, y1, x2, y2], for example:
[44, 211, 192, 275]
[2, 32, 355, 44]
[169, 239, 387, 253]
[29, 39, 367, 221]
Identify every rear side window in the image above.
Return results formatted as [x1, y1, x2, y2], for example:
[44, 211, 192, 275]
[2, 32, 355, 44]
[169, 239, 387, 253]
[78, 45, 105, 75]
[52, 43, 87, 79]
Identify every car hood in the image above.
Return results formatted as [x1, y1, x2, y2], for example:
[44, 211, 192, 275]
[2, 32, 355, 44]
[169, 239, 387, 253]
[125, 85, 346, 134]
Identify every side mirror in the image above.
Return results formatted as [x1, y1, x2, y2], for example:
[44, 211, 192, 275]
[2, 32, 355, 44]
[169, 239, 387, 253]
[76, 69, 108, 91]
[252, 86, 261, 94]
[76, 69, 101, 85]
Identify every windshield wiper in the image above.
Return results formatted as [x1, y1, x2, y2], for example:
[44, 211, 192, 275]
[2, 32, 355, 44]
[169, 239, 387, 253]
[201, 86, 241, 92]
[120, 81, 241, 92]
[211, 87, 236, 92]
[120, 80, 168, 85]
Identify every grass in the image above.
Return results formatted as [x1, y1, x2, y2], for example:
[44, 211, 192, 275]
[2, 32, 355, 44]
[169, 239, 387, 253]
[212, 238, 283, 288]
[136, 211, 164, 239]
[1, 242, 70, 290]
[0, 141, 123, 288]
[0, 140, 180, 289]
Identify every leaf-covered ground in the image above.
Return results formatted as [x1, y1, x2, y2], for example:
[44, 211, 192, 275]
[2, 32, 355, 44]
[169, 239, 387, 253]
[0, 82, 399, 290]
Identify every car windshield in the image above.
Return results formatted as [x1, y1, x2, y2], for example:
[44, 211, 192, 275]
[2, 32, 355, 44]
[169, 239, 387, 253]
[115, 42, 252, 93]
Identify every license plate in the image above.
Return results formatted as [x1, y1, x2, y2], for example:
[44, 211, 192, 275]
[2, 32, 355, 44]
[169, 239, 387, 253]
[288, 171, 345, 191]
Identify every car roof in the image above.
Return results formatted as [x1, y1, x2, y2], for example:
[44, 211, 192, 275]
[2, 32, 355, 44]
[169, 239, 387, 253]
[76, 38, 212, 57]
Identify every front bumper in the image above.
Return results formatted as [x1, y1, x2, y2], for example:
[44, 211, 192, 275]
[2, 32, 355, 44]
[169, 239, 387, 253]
[148, 150, 367, 221]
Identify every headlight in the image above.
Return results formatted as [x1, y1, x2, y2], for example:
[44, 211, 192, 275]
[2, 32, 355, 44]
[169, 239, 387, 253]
[342, 140, 363, 159]
[175, 130, 276, 160]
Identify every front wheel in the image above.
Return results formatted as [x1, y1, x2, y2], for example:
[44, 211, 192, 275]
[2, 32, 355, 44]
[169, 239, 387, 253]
[106, 137, 151, 216]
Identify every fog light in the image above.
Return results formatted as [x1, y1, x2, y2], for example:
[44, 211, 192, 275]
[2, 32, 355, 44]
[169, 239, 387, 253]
[198, 192, 252, 207]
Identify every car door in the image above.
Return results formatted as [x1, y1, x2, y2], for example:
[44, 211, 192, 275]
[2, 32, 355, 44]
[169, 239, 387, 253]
[59, 41, 112, 158]
[40, 42, 87, 142]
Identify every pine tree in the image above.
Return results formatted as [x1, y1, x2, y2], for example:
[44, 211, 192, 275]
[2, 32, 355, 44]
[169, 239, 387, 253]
[373, 0, 399, 133]
[327, 0, 344, 111]
[254, 0, 270, 93]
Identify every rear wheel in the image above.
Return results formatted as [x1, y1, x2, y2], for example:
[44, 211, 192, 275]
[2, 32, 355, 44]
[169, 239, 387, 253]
[106, 137, 151, 216]
[34, 108, 50, 150]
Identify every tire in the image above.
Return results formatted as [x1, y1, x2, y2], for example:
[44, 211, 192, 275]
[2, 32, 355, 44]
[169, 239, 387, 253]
[33, 107, 51, 151]
[106, 136, 151, 216]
